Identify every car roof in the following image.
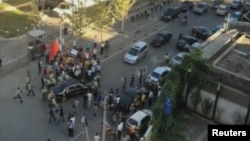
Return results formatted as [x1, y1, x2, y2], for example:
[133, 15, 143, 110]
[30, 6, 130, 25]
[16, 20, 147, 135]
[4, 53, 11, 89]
[133, 41, 147, 49]
[129, 109, 152, 122]
[52, 79, 80, 94]
[153, 66, 171, 74]
[176, 52, 187, 58]
[218, 4, 227, 8]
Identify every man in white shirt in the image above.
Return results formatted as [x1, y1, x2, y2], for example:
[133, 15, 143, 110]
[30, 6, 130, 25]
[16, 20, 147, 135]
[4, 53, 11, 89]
[87, 92, 92, 108]
[94, 133, 100, 141]
[117, 121, 124, 140]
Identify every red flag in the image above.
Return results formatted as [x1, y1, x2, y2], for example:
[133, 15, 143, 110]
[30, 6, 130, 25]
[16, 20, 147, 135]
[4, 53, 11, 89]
[49, 38, 60, 61]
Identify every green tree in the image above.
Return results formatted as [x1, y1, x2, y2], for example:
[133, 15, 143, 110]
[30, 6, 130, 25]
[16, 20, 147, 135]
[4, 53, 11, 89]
[88, 0, 115, 42]
[67, 0, 92, 38]
[111, 0, 136, 33]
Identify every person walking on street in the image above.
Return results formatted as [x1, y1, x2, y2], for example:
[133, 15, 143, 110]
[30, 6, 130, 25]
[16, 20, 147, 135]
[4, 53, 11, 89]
[41, 75, 45, 90]
[49, 106, 57, 123]
[92, 46, 97, 60]
[121, 76, 127, 92]
[129, 74, 135, 88]
[68, 119, 74, 137]
[93, 104, 98, 117]
[94, 133, 100, 141]
[94, 35, 98, 48]
[73, 98, 79, 114]
[117, 121, 124, 140]
[38, 59, 42, 75]
[57, 105, 65, 124]
[87, 91, 92, 108]
[100, 43, 104, 55]
[104, 40, 110, 56]
[27, 82, 35, 96]
[13, 87, 23, 103]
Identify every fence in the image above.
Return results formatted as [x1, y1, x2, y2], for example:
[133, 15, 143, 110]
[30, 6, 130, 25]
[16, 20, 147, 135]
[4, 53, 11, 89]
[0, 54, 29, 78]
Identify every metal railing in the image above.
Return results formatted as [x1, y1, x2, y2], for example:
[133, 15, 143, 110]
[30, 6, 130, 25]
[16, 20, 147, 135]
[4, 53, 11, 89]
[0, 54, 29, 77]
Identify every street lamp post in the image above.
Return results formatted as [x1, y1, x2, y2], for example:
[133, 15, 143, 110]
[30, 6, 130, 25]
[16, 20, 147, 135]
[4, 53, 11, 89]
[102, 98, 107, 141]
[81, 116, 90, 141]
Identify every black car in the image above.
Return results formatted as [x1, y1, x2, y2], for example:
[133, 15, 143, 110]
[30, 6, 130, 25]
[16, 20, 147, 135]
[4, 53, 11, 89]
[243, 2, 250, 13]
[118, 87, 150, 113]
[176, 34, 197, 50]
[180, 0, 194, 12]
[191, 26, 213, 41]
[52, 79, 92, 102]
[151, 31, 172, 47]
[193, 2, 209, 15]
[160, 7, 181, 22]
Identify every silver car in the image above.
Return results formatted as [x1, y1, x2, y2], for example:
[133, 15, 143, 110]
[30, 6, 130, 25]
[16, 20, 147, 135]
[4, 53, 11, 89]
[124, 41, 148, 64]
[171, 52, 187, 65]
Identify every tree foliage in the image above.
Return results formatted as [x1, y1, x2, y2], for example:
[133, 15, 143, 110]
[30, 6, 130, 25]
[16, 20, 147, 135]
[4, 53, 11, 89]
[151, 49, 215, 141]
[88, 0, 115, 42]
[111, 0, 136, 33]
[67, 0, 92, 38]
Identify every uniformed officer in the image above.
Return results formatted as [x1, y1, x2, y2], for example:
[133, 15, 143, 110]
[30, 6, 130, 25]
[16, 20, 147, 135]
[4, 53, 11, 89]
[27, 82, 35, 96]
[13, 87, 23, 103]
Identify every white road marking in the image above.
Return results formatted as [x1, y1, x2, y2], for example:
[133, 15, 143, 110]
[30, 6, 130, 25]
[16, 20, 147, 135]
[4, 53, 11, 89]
[70, 131, 83, 141]
[101, 24, 170, 63]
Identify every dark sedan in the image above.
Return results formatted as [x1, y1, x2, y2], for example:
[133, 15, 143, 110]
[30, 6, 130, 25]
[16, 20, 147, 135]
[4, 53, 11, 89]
[193, 2, 209, 15]
[180, 0, 194, 12]
[176, 34, 197, 50]
[160, 7, 181, 22]
[191, 26, 213, 41]
[52, 79, 92, 102]
[151, 31, 172, 47]
[118, 87, 150, 113]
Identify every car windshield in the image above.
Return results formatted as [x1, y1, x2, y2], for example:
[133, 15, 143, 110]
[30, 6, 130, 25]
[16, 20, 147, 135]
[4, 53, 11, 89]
[165, 8, 174, 15]
[197, 3, 205, 8]
[58, 3, 70, 9]
[151, 72, 160, 79]
[232, 1, 240, 4]
[218, 6, 226, 10]
[232, 12, 240, 18]
[128, 48, 139, 56]
[180, 36, 191, 42]
[174, 55, 183, 62]
[128, 119, 138, 127]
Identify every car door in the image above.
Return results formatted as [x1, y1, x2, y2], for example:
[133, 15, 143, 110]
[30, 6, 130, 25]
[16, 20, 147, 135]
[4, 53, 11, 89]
[66, 85, 76, 97]
[138, 116, 151, 135]
[160, 71, 168, 83]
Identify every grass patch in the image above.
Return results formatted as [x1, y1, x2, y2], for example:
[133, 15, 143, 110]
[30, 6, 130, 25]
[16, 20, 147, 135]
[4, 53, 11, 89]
[3, 0, 31, 6]
[18, 5, 32, 12]
[0, 3, 40, 38]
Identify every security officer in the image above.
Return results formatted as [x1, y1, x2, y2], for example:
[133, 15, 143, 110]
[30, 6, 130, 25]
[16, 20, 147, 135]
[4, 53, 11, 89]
[14, 87, 23, 103]
[27, 82, 35, 96]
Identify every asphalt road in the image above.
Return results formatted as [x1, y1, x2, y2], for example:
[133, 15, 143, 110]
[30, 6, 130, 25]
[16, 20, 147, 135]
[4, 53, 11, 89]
[0, 2, 233, 141]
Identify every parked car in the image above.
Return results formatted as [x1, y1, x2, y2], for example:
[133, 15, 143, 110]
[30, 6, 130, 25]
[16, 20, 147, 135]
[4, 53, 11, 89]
[242, 11, 250, 22]
[180, 0, 194, 12]
[150, 31, 172, 47]
[230, 0, 242, 9]
[193, 2, 209, 15]
[125, 109, 152, 137]
[176, 34, 197, 50]
[229, 11, 242, 22]
[52, 79, 90, 102]
[124, 41, 148, 64]
[118, 87, 149, 113]
[148, 66, 171, 85]
[171, 52, 187, 65]
[189, 42, 202, 52]
[210, 0, 225, 9]
[53, 2, 74, 17]
[212, 24, 225, 33]
[216, 4, 229, 16]
[243, 2, 250, 13]
[191, 26, 213, 41]
[160, 7, 181, 22]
